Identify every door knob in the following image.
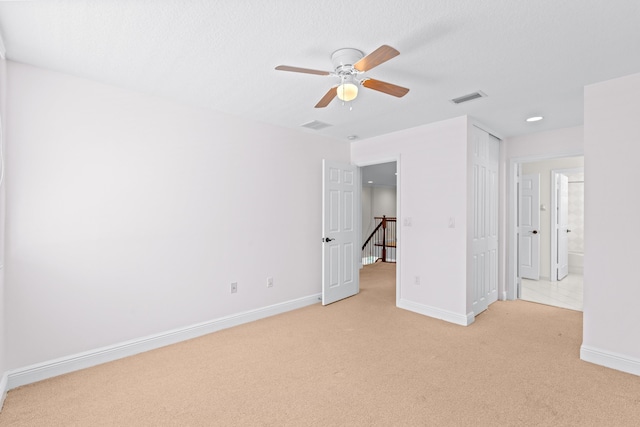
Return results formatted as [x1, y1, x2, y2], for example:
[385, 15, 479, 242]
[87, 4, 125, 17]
[323, 237, 335, 242]
[532, 230, 538, 234]
[567, 229, 572, 233]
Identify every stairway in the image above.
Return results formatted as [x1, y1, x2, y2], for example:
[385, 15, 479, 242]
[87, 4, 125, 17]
[362, 216, 396, 265]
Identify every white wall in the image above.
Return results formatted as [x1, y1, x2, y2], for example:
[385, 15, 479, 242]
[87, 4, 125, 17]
[506, 126, 584, 159]
[361, 186, 396, 240]
[521, 156, 584, 279]
[352, 117, 470, 324]
[371, 186, 397, 218]
[4, 62, 350, 369]
[581, 72, 640, 375]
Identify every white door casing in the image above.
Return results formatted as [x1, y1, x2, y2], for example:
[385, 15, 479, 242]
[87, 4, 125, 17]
[519, 174, 540, 280]
[557, 174, 569, 280]
[470, 127, 499, 316]
[322, 159, 359, 305]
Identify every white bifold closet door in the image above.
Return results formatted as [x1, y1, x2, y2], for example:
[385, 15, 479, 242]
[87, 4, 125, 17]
[470, 126, 500, 316]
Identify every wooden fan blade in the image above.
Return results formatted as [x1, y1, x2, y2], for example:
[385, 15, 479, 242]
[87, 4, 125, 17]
[362, 78, 409, 98]
[315, 87, 337, 108]
[275, 65, 331, 76]
[354, 45, 400, 72]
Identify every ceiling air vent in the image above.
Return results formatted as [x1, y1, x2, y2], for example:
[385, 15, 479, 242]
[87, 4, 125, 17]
[450, 91, 487, 104]
[301, 120, 332, 130]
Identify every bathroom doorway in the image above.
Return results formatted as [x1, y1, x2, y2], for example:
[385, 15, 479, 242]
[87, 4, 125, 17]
[517, 156, 584, 311]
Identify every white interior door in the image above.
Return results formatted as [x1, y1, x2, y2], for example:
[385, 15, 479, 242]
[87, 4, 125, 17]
[470, 127, 500, 315]
[519, 174, 540, 280]
[322, 159, 359, 305]
[557, 174, 569, 280]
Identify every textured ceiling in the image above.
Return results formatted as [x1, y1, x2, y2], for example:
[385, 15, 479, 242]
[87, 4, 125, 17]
[1, 1, 639, 141]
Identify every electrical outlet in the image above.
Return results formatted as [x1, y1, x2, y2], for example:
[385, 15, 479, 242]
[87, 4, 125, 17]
[231, 282, 238, 293]
[414, 276, 420, 285]
[267, 277, 274, 288]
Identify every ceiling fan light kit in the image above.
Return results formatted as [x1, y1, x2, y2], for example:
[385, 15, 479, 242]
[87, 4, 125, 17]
[275, 45, 409, 108]
[336, 82, 358, 102]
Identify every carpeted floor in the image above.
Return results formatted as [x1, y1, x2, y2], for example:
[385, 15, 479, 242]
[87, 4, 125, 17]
[1, 262, 639, 426]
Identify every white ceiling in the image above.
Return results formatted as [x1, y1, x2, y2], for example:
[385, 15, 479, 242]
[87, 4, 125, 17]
[1, 1, 639, 141]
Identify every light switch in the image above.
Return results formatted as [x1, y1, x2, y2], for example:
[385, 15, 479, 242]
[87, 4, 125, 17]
[448, 217, 455, 228]
[403, 217, 412, 227]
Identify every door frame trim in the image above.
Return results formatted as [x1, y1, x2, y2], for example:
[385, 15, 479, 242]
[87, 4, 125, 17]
[354, 155, 401, 306]
[506, 151, 583, 300]
[550, 167, 583, 282]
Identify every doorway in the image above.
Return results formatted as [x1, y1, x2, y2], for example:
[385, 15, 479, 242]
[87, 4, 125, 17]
[361, 161, 397, 264]
[510, 155, 584, 311]
[359, 160, 399, 304]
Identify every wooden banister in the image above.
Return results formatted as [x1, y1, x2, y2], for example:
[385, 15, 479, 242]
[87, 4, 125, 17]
[362, 216, 397, 264]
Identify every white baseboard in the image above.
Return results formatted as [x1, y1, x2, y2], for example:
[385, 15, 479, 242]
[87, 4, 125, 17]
[580, 345, 640, 377]
[397, 299, 473, 326]
[4, 293, 321, 392]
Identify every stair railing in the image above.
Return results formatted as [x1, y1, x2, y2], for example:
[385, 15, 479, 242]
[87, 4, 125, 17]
[362, 216, 397, 264]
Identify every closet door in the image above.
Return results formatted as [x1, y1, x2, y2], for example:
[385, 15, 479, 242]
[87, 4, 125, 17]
[470, 127, 499, 315]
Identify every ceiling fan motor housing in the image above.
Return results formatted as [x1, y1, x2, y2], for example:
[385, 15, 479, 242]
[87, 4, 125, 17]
[331, 48, 364, 75]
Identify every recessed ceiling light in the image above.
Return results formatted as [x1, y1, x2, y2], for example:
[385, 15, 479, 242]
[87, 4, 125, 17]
[526, 116, 544, 122]
[367, 180, 373, 184]
[347, 135, 358, 140]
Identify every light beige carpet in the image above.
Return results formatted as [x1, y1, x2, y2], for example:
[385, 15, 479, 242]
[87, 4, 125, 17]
[1, 262, 639, 426]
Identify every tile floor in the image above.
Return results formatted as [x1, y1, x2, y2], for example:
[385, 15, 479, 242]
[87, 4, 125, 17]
[520, 274, 583, 311]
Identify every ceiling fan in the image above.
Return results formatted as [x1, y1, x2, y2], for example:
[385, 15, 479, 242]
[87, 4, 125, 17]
[275, 45, 410, 108]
